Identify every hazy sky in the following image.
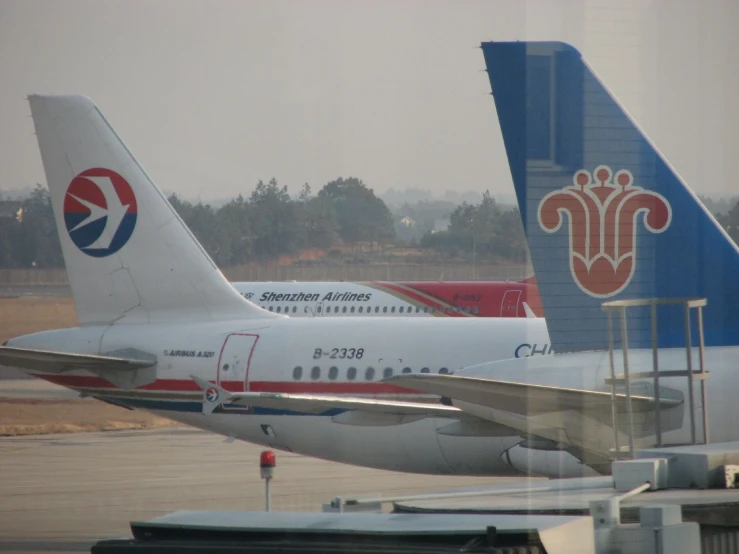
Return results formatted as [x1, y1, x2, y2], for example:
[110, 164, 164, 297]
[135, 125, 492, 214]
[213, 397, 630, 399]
[1, 0, 737, 200]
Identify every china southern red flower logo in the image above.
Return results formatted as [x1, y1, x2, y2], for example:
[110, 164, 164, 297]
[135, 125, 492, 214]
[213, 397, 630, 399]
[537, 166, 672, 298]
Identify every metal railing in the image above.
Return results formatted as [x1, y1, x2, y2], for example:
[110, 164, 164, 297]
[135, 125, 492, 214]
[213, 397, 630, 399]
[601, 298, 709, 459]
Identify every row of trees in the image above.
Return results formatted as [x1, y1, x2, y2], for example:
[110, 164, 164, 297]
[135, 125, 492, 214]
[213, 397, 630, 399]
[716, 203, 739, 245]
[0, 177, 396, 268]
[420, 192, 528, 263]
[4, 181, 736, 270]
[0, 186, 62, 268]
[168, 177, 395, 267]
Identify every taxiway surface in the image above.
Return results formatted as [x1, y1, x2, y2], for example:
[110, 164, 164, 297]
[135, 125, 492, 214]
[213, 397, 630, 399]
[0, 427, 520, 553]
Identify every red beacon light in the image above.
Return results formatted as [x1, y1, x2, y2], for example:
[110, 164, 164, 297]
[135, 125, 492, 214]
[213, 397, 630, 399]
[260, 450, 276, 480]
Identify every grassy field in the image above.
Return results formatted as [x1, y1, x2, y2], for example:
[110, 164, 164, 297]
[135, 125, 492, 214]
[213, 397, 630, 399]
[0, 296, 77, 345]
[0, 296, 177, 435]
[0, 397, 176, 436]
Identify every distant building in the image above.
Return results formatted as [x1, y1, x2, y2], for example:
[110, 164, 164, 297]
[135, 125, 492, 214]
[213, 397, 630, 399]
[399, 216, 416, 228]
[0, 201, 22, 221]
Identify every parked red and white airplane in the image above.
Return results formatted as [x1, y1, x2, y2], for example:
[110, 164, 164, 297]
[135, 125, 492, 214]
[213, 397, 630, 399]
[0, 94, 555, 477]
[232, 279, 542, 318]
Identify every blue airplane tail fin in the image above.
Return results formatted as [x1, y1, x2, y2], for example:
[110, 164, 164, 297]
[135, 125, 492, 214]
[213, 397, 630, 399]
[481, 41, 739, 352]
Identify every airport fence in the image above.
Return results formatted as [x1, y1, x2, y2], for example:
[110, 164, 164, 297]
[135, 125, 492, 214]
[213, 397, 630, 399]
[0, 264, 530, 285]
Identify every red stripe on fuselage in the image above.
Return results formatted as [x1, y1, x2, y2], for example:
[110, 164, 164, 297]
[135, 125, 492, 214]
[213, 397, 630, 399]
[403, 280, 544, 318]
[376, 281, 531, 317]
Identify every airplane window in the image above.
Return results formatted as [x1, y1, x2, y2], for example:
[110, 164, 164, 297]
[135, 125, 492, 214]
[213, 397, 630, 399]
[416, 307, 421, 313]
[439, 368, 450, 374]
[399, 307, 404, 314]
[347, 367, 357, 380]
[391, 307, 396, 313]
[293, 366, 303, 380]
[423, 307, 429, 313]
[292, 306, 297, 313]
[383, 367, 393, 379]
[342, 306, 347, 313]
[402, 367, 412, 374]
[375, 307, 380, 313]
[473, 306, 479, 314]
[420, 367, 430, 373]
[350, 307, 355, 313]
[317, 306, 322, 313]
[276, 306, 282, 313]
[268, 306, 274, 311]
[465, 307, 470, 313]
[328, 366, 338, 380]
[358, 306, 363, 313]
[304, 307, 309, 313]
[365, 367, 375, 381]
[335, 306, 340, 313]
[311, 366, 320, 380]
[383, 307, 387, 313]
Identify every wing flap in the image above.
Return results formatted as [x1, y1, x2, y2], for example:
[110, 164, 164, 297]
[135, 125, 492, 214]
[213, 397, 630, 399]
[386, 374, 681, 417]
[191, 376, 467, 423]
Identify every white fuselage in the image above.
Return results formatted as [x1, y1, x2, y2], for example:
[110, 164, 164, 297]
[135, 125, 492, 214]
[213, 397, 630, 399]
[234, 281, 448, 317]
[9, 316, 553, 476]
[231, 281, 535, 318]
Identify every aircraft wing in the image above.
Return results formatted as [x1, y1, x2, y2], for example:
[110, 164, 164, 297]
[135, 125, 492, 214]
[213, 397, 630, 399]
[386, 374, 684, 454]
[0, 346, 157, 389]
[191, 376, 469, 426]
[385, 374, 681, 416]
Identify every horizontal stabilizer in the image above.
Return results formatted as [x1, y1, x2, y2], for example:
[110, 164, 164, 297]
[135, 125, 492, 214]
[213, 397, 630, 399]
[0, 346, 154, 372]
[0, 346, 157, 389]
[387, 374, 681, 417]
[191, 376, 467, 423]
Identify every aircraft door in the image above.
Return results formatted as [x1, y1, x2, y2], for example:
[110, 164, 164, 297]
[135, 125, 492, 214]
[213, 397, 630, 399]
[217, 334, 259, 391]
[501, 290, 521, 318]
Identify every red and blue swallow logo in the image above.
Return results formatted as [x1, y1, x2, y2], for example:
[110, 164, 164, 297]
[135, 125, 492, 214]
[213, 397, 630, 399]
[63, 168, 137, 258]
[205, 387, 220, 403]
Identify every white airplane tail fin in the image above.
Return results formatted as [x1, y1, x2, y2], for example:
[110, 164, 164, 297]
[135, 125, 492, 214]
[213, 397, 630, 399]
[29, 95, 278, 325]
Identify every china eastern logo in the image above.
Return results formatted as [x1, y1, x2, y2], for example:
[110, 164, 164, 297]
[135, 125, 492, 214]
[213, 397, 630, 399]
[537, 166, 672, 298]
[63, 168, 137, 257]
